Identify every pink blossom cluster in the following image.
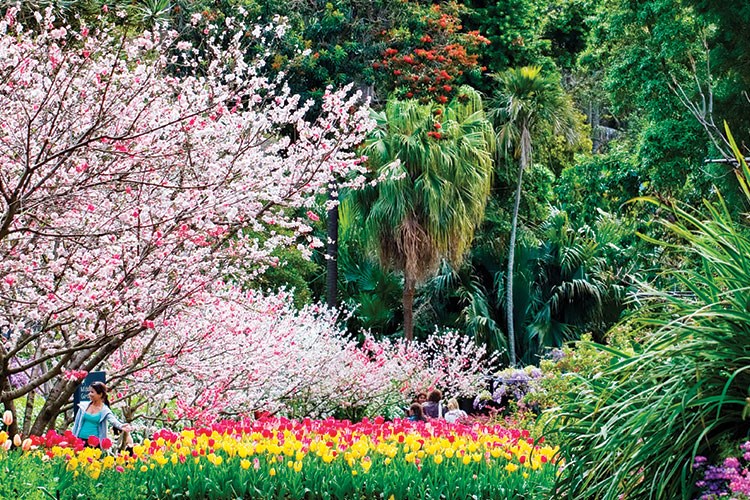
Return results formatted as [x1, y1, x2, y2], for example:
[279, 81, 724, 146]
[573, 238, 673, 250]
[62, 369, 88, 382]
[0, 8, 373, 431]
[108, 290, 496, 426]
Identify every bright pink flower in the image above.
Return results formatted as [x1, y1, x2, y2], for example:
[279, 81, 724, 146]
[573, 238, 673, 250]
[306, 210, 320, 222]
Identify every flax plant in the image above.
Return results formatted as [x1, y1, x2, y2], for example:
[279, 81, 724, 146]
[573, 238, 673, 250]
[550, 127, 750, 499]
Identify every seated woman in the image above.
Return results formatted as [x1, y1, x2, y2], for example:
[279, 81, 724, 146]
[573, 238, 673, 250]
[72, 382, 132, 448]
[408, 403, 428, 422]
[444, 398, 468, 423]
[422, 389, 444, 419]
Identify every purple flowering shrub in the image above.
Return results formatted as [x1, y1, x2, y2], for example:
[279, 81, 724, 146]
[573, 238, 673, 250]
[473, 366, 545, 414]
[492, 366, 544, 402]
[472, 332, 639, 418]
[694, 442, 750, 499]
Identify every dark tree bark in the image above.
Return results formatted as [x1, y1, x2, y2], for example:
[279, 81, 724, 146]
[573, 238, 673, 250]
[325, 187, 339, 308]
[402, 274, 416, 342]
[1, 378, 18, 437]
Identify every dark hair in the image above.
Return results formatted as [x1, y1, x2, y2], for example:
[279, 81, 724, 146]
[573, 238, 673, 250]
[409, 403, 426, 421]
[427, 389, 442, 403]
[90, 381, 110, 407]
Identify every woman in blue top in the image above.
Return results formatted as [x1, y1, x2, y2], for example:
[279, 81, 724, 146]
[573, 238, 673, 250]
[71, 382, 131, 447]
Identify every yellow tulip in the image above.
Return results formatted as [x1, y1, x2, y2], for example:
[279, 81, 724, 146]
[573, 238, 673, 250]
[240, 459, 251, 470]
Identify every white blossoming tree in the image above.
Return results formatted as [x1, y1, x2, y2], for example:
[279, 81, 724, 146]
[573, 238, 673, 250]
[109, 288, 497, 427]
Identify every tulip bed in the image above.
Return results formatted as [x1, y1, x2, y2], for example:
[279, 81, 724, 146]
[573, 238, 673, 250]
[0, 417, 558, 499]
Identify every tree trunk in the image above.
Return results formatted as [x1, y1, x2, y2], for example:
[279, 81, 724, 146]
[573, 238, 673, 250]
[30, 383, 74, 435]
[1, 376, 18, 437]
[506, 164, 523, 367]
[325, 186, 339, 308]
[402, 274, 416, 342]
[22, 390, 34, 436]
[506, 128, 531, 367]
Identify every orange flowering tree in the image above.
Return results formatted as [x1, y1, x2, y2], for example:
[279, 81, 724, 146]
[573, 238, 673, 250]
[373, 2, 489, 102]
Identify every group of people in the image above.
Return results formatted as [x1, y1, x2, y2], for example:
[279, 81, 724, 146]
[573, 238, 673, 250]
[407, 389, 467, 423]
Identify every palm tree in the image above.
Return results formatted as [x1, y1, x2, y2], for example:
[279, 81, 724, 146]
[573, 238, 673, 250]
[523, 210, 628, 361]
[491, 66, 578, 365]
[362, 87, 496, 341]
[337, 195, 403, 335]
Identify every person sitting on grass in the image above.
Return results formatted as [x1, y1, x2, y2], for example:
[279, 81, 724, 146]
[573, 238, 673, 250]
[72, 381, 132, 448]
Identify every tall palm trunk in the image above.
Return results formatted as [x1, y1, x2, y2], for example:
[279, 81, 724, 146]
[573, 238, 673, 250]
[506, 127, 532, 367]
[325, 187, 339, 308]
[403, 274, 417, 341]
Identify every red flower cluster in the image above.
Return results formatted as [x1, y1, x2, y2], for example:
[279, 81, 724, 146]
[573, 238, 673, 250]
[375, 3, 489, 103]
[30, 429, 112, 451]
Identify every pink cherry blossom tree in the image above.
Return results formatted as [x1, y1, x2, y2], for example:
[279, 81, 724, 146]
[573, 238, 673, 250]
[0, 8, 373, 435]
[108, 288, 497, 427]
